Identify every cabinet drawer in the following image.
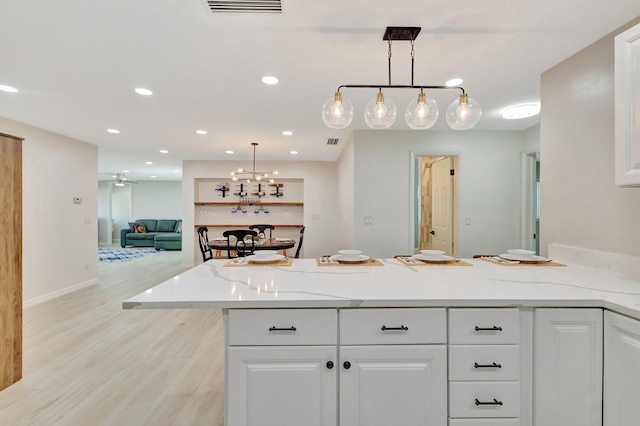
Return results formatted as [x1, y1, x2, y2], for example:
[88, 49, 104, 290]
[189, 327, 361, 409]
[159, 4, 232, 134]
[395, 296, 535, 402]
[340, 308, 447, 345]
[228, 309, 337, 346]
[449, 419, 520, 426]
[450, 381, 520, 418]
[449, 309, 520, 344]
[449, 345, 520, 381]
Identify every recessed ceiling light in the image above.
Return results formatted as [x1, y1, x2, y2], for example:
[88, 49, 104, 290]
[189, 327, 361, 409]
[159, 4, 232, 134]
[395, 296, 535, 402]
[135, 88, 153, 96]
[173, 170, 180, 173]
[159, 149, 169, 154]
[150, 175, 157, 178]
[262, 76, 279, 85]
[107, 128, 120, 134]
[123, 169, 130, 173]
[145, 161, 153, 165]
[502, 103, 541, 119]
[290, 150, 298, 155]
[445, 78, 463, 87]
[0, 85, 18, 93]
[282, 130, 293, 136]
[225, 150, 234, 155]
[196, 130, 207, 135]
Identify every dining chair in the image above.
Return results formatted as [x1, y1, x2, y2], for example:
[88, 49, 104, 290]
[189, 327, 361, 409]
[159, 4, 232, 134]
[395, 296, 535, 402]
[249, 224, 275, 240]
[223, 229, 258, 258]
[294, 226, 305, 259]
[197, 226, 214, 262]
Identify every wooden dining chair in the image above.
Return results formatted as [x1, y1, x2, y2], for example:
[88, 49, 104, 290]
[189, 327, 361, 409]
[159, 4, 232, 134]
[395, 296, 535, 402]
[223, 229, 258, 258]
[197, 226, 214, 262]
[294, 226, 305, 259]
[249, 224, 275, 240]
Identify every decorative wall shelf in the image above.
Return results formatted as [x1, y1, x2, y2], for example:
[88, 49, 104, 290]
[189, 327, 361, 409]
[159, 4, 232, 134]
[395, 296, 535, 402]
[194, 224, 304, 228]
[194, 202, 303, 206]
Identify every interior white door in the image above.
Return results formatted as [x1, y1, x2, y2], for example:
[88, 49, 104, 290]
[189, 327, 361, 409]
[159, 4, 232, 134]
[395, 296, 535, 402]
[340, 345, 447, 426]
[227, 345, 337, 426]
[431, 157, 453, 255]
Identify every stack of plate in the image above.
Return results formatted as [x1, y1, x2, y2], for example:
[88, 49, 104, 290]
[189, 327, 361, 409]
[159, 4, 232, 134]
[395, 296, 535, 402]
[331, 249, 370, 264]
[499, 249, 549, 263]
[412, 250, 454, 263]
[248, 250, 285, 264]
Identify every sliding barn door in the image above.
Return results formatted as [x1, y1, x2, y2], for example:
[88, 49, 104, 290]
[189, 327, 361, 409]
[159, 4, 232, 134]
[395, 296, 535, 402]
[0, 132, 23, 391]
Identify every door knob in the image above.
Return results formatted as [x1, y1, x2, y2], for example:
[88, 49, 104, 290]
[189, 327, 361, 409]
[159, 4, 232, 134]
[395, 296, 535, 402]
[343, 361, 351, 370]
[430, 230, 435, 235]
[326, 361, 334, 369]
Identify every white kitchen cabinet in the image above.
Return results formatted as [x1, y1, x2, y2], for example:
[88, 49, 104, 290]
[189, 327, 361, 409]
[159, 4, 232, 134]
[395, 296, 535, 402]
[604, 310, 640, 425]
[340, 345, 447, 426]
[534, 308, 602, 426]
[614, 22, 640, 186]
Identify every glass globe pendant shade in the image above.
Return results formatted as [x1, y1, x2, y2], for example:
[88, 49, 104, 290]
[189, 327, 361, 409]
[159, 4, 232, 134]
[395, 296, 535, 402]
[405, 92, 439, 130]
[446, 93, 482, 130]
[322, 92, 354, 129]
[364, 91, 396, 129]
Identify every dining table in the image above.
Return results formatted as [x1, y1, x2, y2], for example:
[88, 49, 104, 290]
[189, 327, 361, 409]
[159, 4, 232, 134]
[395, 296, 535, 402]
[208, 236, 296, 257]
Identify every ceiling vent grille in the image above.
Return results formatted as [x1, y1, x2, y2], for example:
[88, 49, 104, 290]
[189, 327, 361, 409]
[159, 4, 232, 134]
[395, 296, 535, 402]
[327, 138, 339, 145]
[203, 0, 282, 13]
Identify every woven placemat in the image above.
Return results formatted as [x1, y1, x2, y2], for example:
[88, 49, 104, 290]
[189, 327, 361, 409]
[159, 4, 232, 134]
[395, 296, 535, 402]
[479, 257, 566, 267]
[394, 256, 472, 267]
[224, 257, 294, 267]
[316, 258, 384, 267]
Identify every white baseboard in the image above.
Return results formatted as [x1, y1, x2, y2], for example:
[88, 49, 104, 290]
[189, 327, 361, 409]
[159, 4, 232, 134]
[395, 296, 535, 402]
[548, 244, 640, 280]
[24, 278, 98, 308]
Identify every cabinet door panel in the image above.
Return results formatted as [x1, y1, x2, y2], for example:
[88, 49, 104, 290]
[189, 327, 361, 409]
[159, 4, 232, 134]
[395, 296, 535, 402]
[534, 308, 602, 426]
[340, 345, 447, 426]
[604, 311, 640, 426]
[227, 346, 337, 426]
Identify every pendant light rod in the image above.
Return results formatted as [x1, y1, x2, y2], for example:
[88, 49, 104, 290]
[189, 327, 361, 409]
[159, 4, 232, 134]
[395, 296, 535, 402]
[336, 84, 465, 93]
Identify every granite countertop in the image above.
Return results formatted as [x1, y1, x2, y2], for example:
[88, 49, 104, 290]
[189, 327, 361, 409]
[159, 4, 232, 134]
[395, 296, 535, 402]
[123, 257, 640, 320]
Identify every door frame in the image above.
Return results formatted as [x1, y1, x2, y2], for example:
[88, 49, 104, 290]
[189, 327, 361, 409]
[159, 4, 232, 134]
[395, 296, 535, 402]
[520, 152, 538, 252]
[409, 151, 461, 257]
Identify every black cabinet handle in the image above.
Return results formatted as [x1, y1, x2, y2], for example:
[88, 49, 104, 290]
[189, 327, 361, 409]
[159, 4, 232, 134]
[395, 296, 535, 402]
[326, 361, 334, 369]
[381, 325, 409, 331]
[474, 362, 502, 369]
[474, 325, 503, 332]
[475, 398, 503, 406]
[268, 326, 297, 332]
[343, 361, 351, 370]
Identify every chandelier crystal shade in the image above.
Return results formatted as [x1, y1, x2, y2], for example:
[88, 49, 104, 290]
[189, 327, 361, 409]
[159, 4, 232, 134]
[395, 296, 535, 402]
[322, 26, 482, 131]
[230, 143, 278, 183]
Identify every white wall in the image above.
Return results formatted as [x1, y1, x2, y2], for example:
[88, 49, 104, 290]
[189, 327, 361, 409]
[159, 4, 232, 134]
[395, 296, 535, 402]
[540, 17, 640, 258]
[351, 129, 535, 258]
[131, 181, 182, 219]
[337, 134, 356, 251]
[0, 116, 98, 306]
[182, 160, 339, 266]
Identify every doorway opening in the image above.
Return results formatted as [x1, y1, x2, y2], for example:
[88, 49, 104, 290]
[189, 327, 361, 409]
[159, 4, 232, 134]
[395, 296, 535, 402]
[415, 155, 459, 256]
[520, 152, 540, 254]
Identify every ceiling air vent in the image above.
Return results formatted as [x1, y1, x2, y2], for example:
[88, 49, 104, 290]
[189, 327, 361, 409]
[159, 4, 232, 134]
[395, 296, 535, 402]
[203, 0, 282, 13]
[327, 138, 339, 145]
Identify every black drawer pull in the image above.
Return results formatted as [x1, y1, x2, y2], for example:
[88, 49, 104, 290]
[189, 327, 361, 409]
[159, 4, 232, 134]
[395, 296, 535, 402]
[381, 325, 409, 331]
[268, 326, 297, 332]
[343, 361, 351, 370]
[475, 398, 503, 406]
[474, 325, 503, 332]
[474, 362, 502, 368]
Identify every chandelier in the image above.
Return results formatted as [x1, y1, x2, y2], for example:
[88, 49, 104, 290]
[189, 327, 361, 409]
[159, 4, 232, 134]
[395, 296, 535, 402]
[230, 142, 278, 183]
[322, 26, 482, 131]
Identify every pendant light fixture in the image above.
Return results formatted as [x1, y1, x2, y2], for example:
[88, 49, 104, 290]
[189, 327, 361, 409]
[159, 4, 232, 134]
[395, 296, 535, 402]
[230, 142, 278, 183]
[322, 27, 482, 131]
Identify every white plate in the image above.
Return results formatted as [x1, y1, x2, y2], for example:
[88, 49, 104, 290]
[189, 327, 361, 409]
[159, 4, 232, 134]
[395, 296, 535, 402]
[247, 254, 285, 264]
[499, 253, 549, 263]
[507, 249, 536, 256]
[413, 254, 454, 263]
[213, 237, 227, 241]
[331, 254, 370, 263]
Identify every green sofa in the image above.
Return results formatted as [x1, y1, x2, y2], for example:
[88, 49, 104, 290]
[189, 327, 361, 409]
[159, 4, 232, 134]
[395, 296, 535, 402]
[120, 219, 182, 250]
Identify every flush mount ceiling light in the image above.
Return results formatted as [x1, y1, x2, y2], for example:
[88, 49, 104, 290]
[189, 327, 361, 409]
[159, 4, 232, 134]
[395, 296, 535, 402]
[0, 85, 18, 93]
[230, 142, 278, 183]
[502, 103, 540, 119]
[322, 26, 482, 131]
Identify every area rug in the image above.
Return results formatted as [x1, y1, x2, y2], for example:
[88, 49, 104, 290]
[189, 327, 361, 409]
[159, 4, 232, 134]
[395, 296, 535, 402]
[98, 248, 160, 262]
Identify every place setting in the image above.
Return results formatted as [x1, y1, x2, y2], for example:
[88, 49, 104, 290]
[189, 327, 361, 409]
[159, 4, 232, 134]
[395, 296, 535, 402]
[316, 250, 383, 266]
[395, 250, 472, 267]
[480, 249, 566, 267]
[224, 250, 293, 267]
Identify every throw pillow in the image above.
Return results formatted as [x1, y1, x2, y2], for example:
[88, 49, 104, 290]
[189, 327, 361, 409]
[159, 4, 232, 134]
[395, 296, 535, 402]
[128, 222, 135, 231]
[134, 223, 147, 233]
[174, 221, 182, 233]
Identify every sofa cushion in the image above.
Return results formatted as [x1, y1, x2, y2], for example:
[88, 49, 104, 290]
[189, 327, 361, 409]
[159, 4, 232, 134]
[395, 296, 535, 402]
[157, 219, 177, 232]
[134, 219, 158, 232]
[144, 232, 160, 240]
[127, 233, 148, 240]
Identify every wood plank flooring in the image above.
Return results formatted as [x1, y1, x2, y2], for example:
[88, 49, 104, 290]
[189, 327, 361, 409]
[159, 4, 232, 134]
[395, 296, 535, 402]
[0, 249, 225, 426]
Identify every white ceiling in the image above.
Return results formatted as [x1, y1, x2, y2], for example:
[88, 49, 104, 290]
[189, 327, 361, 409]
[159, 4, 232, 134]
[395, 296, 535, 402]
[1, 0, 639, 182]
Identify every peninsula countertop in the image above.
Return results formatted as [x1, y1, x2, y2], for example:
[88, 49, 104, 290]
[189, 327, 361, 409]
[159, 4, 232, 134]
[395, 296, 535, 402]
[122, 258, 640, 320]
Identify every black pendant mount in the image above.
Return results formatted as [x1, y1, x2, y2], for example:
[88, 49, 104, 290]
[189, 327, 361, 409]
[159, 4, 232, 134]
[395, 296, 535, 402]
[383, 26, 421, 41]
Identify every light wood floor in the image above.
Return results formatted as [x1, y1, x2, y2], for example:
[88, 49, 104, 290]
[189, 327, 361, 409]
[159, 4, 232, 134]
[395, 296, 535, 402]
[0, 250, 225, 426]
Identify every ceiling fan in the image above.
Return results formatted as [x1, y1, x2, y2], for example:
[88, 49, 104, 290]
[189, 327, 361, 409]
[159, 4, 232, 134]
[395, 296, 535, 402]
[113, 173, 137, 186]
